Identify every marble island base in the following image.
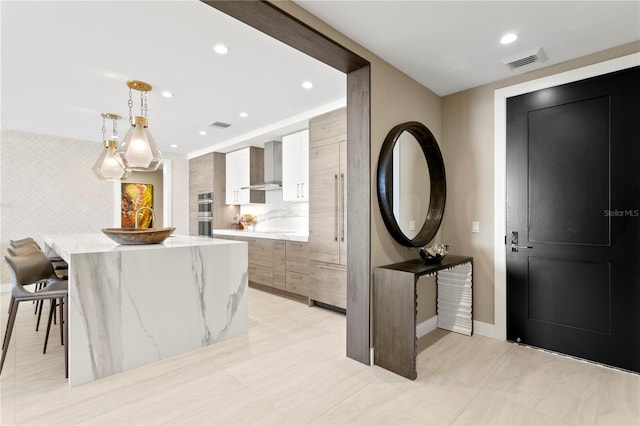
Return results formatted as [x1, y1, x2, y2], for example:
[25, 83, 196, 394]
[44, 234, 248, 386]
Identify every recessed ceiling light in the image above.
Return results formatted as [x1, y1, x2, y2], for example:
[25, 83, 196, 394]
[199, 131, 207, 136]
[161, 91, 174, 98]
[302, 81, 313, 89]
[239, 112, 248, 118]
[500, 33, 518, 44]
[213, 44, 228, 55]
[170, 144, 178, 148]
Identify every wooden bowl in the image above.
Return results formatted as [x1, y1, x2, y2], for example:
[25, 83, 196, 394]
[101, 227, 176, 245]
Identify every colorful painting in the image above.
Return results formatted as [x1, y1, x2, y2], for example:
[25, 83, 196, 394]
[121, 183, 153, 228]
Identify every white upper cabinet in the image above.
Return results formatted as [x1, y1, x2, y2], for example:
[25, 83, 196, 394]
[282, 129, 309, 201]
[225, 148, 246, 204]
[225, 147, 265, 205]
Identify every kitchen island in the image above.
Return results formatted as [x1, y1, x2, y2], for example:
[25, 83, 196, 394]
[44, 233, 248, 386]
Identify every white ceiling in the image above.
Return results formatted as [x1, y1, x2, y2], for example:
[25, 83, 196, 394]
[2, 1, 639, 157]
[1, 0, 346, 156]
[295, 0, 640, 96]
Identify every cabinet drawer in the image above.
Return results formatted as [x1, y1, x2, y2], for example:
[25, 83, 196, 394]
[286, 271, 309, 297]
[273, 241, 286, 291]
[309, 261, 346, 309]
[248, 264, 273, 287]
[285, 241, 309, 274]
[247, 238, 273, 267]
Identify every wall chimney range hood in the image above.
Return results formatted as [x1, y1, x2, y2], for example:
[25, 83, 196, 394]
[243, 140, 282, 191]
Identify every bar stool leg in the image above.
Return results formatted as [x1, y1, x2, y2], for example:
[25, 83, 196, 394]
[0, 300, 20, 375]
[2, 296, 16, 332]
[33, 282, 43, 314]
[43, 299, 56, 354]
[2, 297, 16, 351]
[35, 300, 44, 331]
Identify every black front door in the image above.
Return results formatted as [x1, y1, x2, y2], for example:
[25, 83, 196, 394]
[506, 66, 640, 373]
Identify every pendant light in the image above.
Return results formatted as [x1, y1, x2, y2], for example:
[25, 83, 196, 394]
[115, 80, 163, 171]
[92, 113, 131, 181]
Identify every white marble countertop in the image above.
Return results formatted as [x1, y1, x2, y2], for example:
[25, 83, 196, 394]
[44, 233, 243, 263]
[212, 229, 308, 242]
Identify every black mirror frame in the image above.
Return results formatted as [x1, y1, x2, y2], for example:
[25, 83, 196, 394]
[376, 121, 446, 247]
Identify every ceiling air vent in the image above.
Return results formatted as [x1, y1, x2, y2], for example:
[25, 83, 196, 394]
[502, 46, 547, 70]
[209, 121, 231, 129]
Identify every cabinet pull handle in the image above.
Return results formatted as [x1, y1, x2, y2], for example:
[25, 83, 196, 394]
[334, 174, 339, 241]
[300, 182, 304, 198]
[318, 265, 345, 272]
[340, 173, 345, 242]
[297, 183, 300, 198]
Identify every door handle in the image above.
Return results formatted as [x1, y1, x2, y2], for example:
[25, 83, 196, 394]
[340, 173, 345, 242]
[334, 174, 339, 241]
[511, 231, 532, 252]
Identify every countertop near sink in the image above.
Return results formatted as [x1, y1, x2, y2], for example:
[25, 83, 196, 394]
[213, 229, 308, 243]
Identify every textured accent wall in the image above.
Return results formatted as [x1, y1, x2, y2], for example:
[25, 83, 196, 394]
[0, 130, 114, 282]
[0, 130, 189, 284]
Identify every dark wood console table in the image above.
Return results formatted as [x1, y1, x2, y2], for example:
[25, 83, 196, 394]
[373, 255, 473, 379]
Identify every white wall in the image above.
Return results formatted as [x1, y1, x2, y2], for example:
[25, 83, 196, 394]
[0, 129, 189, 284]
[441, 41, 640, 328]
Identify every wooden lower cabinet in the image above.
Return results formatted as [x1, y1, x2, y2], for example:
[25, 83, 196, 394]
[285, 271, 309, 296]
[248, 263, 273, 287]
[309, 261, 346, 310]
[218, 235, 309, 299]
[285, 241, 309, 297]
[247, 238, 273, 268]
[285, 241, 309, 274]
[273, 241, 286, 291]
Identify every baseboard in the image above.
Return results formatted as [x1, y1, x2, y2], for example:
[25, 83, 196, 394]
[416, 315, 438, 338]
[415, 317, 501, 340]
[1, 283, 11, 293]
[473, 320, 504, 340]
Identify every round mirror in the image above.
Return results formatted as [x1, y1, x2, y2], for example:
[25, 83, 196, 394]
[377, 121, 446, 247]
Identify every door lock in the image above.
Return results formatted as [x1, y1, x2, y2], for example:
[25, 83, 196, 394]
[511, 231, 533, 252]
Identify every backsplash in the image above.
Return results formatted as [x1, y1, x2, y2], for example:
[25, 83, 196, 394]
[240, 194, 308, 235]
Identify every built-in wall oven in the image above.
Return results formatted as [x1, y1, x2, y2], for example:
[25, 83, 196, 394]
[196, 191, 213, 237]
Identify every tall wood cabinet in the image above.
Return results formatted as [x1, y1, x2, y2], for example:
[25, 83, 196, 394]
[308, 107, 347, 310]
[189, 152, 236, 234]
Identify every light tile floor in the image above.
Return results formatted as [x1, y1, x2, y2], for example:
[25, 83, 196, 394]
[1, 288, 638, 425]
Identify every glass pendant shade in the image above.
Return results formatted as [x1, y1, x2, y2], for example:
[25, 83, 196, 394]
[92, 139, 131, 181]
[116, 116, 162, 171]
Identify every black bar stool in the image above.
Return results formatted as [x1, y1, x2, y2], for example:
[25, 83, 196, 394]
[1, 251, 69, 377]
